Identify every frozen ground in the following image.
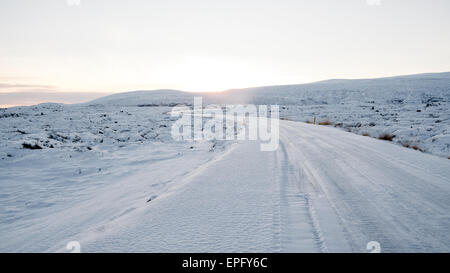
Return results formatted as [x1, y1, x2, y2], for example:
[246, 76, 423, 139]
[0, 72, 449, 252]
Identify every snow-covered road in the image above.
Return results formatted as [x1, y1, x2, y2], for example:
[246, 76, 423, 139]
[278, 121, 450, 252]
[70, 120, 450, 252]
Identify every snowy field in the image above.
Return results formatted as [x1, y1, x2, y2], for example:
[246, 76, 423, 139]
[0, 103, 231, 252]
[0, 72, 449, 252]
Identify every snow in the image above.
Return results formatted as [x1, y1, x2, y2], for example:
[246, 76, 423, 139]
[0, 72, 449, 252]
[0, 132, 229, 252]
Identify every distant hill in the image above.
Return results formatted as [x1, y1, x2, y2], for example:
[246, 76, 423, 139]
[86, 72, 450, 106]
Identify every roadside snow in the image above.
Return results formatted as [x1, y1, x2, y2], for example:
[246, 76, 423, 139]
[0, 103, 231, 252]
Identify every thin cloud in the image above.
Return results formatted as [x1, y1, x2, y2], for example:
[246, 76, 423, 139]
[0, 83, 56, 89]
[0, 91, 111, 107]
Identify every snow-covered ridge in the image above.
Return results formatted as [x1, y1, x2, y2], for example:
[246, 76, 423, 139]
[86, 89, 192, 107]
[86, 72, 450, 106]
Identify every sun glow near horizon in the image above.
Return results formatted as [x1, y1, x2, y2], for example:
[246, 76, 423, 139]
[168, 56, 284, 92]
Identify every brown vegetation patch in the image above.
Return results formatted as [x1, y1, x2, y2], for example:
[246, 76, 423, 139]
[378, 133, 395, 141]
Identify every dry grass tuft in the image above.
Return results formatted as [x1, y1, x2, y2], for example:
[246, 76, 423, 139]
[378, 133, 395, 141]
[400, 142, 425, 152]
[362, 132, 370, 137]
[411, 145, 425, 152]
[318, 120, 333, 126]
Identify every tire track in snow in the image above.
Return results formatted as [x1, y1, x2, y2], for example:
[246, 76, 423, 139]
[277, 140, 328, 252]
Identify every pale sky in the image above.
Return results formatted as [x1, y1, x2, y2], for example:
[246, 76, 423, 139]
[1, 0, 450, 99]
